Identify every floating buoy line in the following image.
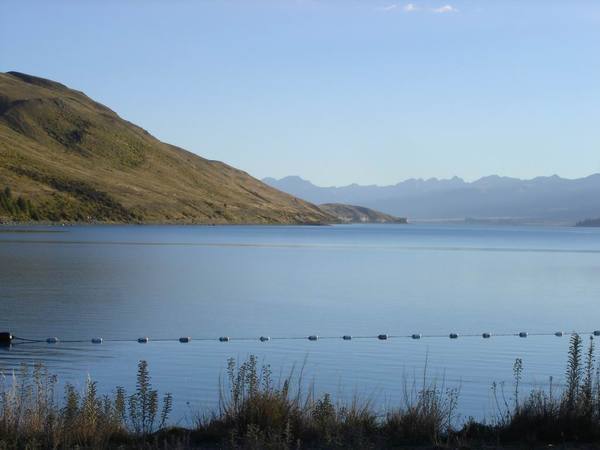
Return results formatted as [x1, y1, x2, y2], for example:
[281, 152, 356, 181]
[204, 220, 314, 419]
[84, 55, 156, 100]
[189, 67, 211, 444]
[1, 330, 599, 346]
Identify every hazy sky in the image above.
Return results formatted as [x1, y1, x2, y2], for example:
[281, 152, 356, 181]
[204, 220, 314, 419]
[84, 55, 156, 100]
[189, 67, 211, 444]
[2, 0, 600, 186]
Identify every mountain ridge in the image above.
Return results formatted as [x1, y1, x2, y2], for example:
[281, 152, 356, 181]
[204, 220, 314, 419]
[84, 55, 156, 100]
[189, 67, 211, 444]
[264, 174, 600, 224]
[264, 173, 593, 190]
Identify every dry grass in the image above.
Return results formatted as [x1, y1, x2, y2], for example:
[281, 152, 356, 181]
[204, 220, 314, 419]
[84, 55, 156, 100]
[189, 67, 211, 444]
[0, 361, 172, 449]
[1, 336, 600, 449]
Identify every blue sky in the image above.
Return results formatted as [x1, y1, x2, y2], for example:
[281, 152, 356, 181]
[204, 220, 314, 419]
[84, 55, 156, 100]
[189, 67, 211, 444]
[2, 0, 600, 186]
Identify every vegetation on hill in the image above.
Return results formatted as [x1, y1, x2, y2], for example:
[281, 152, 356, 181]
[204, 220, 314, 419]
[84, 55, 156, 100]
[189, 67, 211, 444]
[0, 72, 335, 224]
[319, 203, 407, 224]
[0, 186, 39, 220]
[2, 334, 599, 449]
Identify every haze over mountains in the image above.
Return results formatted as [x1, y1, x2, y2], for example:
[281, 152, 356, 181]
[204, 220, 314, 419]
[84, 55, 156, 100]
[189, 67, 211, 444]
[264, 175, 600, 224]
[319, 203, 406, 224]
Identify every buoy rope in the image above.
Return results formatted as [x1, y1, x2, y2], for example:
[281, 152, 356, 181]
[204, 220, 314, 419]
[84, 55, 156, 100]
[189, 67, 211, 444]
[4, 329, 598, 346]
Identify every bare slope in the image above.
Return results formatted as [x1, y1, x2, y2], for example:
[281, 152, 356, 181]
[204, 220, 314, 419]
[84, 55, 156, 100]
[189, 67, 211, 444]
[0, 72, 334, 224]
[319, 203, 406, 223]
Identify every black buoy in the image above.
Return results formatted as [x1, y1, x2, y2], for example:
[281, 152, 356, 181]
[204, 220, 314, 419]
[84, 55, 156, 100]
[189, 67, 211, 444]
[449, 333, 459, 339]
[0, 332, 12, 346]
[342, 335, 352, 340]
[378, 334, 389, 340]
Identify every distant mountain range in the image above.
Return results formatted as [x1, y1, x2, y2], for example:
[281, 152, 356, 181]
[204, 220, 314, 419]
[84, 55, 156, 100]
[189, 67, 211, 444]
[263, 175, 600, 224]
[576, 218, 600, 227]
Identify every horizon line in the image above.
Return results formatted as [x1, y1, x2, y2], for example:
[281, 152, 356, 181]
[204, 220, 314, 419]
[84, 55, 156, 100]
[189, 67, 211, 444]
[263, 172, 600, 189]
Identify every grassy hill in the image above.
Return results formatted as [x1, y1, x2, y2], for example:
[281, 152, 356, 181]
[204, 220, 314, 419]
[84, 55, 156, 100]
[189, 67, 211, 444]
[319, 203, 407, 224]
[0, 72, 335, 224]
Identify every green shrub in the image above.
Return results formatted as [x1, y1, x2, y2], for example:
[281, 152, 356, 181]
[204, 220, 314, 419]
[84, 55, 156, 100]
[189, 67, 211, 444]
[0, 185, 39, 221]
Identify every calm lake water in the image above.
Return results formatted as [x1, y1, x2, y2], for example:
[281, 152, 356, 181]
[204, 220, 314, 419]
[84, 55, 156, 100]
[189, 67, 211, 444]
[1, 224, 599, 423]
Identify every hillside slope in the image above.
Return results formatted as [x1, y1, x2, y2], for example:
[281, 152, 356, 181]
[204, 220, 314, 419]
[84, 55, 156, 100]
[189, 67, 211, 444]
[319, 203, 406, 223]
[0, 72, 335, 224]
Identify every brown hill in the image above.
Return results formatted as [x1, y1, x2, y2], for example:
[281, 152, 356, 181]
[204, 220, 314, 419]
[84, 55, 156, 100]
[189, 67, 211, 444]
[0, 72, 335, 224]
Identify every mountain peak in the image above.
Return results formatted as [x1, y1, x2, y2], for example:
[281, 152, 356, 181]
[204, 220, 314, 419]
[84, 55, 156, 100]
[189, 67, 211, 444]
[263, 175, 317, 189]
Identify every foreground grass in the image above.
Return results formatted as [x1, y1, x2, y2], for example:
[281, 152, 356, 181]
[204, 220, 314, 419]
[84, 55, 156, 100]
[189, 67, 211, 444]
[1, 334, 600, 449]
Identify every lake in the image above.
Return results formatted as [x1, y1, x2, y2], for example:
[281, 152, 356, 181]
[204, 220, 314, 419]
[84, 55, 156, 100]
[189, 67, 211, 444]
[1, 224, 599, 424]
